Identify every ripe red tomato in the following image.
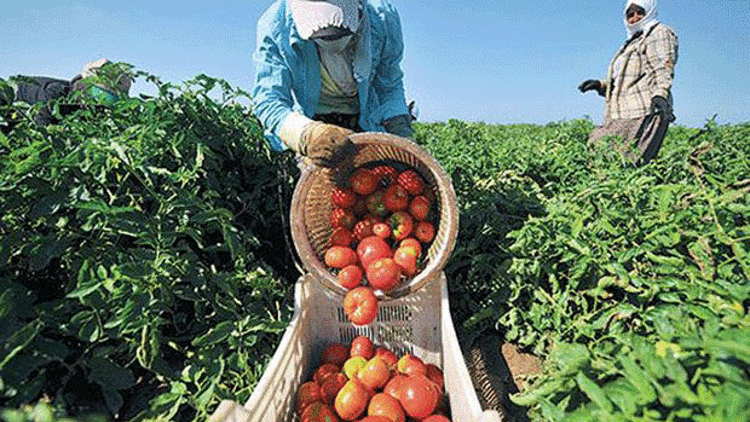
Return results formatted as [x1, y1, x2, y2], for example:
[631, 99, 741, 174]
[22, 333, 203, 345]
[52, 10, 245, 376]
[320, 372, 348, 406]
[367, 393, 406, 422]
[397, 169, 425, 196]
[350, 168, 379, 196]
[425, 364, 445, 394]
[358, 417, 391, 422]
[397, 354, 426, 377]
[422, 415, 451, 422]
[357, 356, 391, 391]
[398, 374, 440, 419]
[374, 347, 399, 370]
[332, 186, 357, 209]
[353, 219, 375, 241]
[350, 336, 375, 360]
[414, 221, 435, 243]
[338, 265, 363, 290]
[370, 164, 398, 185]
[313, 363, 341, 387]
[334, 379, 370, 421]
[366, 258, 402, 291]
[329, 227, 354, 247]
[382, 183, 410, 212]
[399, 238, 422, 256]
[331, 208, 357, 229]
[393, 246, 419, 277]
[343, 286, 379, 325]
[372, 222, 391, 239]
[388, 211, 414, 241]
[383, 374, 408, 402]
[408, 195, 431, 221]
[296, 381, 323, 415]
[356, 236, 392, 270]
[320, 343, 349, 368]
[365, 190, 389, 217]
[301, 401, 338, 422]
[325, 246, 358, 269]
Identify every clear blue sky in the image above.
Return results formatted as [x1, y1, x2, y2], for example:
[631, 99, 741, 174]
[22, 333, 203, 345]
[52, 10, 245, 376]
[2, 1, 748, 129]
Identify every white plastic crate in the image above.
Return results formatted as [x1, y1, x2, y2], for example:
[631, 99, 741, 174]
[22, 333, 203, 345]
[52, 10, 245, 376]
[209, 273, 501, 422]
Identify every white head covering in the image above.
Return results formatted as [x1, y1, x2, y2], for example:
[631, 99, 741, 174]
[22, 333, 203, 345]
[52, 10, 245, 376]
[624, 0, 659, 38]
[289, 0, 362, 40]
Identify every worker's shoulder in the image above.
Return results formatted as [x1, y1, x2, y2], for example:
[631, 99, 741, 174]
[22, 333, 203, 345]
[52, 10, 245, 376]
[366, 0, 400, 15]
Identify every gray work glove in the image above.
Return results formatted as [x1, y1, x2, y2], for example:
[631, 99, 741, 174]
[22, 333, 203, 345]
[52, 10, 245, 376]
[578, 79, 605, 96]
[650, 95, 675, 122]
[299, 122, 355, 168]
[383, 114, 413, 138]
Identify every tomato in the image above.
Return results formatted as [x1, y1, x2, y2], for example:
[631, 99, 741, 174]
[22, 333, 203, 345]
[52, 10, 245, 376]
[358, 417, 391, 422]
[350, 336, 375, 360]
[382, 183, 410, 212]
[356, 236, 392, 270]
[399, 238, 422, 257]
[343, 356, 368, 379]
[393, 246, 419, 277]
[366, 258, 402, 291]
[320, 343, 350, 368]
[296, 381, 323, 415]
[397, 169, 424, 196]
[331, 207, 357, 229]
[321, 372, 348, 406]
[334, 379, 369, 421]
[388, 211, 414, 241]
[330, 227, 354, 247]
[301, 401, 338, 422]
[383, 374, 408, 402]
[414, 221, 435, 243]
[408, 195, 431, 221]
[374, 347, 398, 370]
[350, 168, 379, 196]
[357, 356, 391, 390]
[325, 246, 359, 269]
[397, 354, 426, 377]
[343, 287, 379, 326]
[370, 164, 398, 186]
[338, 265, 364, 290]
[367, 393, 406, 422]
[365, 190, 389, 217]
[398, 374, 440, 419]
[353, 219, 375, 241]
[425, 364, 445, 394]
[372, 222, 391, 239]
[422, 415, 451, 422]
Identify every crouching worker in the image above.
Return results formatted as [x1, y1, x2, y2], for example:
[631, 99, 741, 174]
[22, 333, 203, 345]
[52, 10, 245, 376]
[578, 0, 678, 165]
[252, 0, 413, 168]
[0, 58, 133, 131]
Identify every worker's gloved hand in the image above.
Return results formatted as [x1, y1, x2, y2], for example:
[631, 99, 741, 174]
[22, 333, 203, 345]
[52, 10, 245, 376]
[383, 114, 413, 139]
[578, 79, 605, 96]
[650, 95, 674, 121]
[300, 122, 355, 168]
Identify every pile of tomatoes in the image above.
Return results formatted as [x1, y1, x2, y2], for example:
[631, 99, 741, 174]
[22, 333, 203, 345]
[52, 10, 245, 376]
[296, 336, 451, 422]
[324, 163, 438, 326]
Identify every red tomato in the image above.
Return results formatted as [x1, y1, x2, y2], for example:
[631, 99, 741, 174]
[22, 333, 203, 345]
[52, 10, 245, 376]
[399, 238, 422, 257]
[343, 287, 379, 326]
[393, 246, 419, 277]
[332, 186, 357, 209]
[382, 183, 410, 212]
[350, 336, 375, 360]
[366, 258, 402, 291]
[301, 401, 338, 422]
[325, 246, 358, 269]
[372, 222, 391, 239]
[353, 219, 375, 241]
[408, 195, 431, 221]
[425, 364, 445, 394]
[374, 347, 398, 370]
[350, 168, 379, 196]
[357, 356, 391, 391]
[320, 372, 348, 406]
[296, 381, 323, 415]
[398, 374, 440, 419]
[367, 393, 406, 422]
[358, 416, 391, 422]
[422, 415, 451, 422]
[356, 236, 392, 270]
[334, 379, 369, 421]
[329, 227, 354, 247]
[331, 207, 357, 229]
[320, 343, 350, 368]
[338, 265, 364, 290]
[397, 169, 425, 196]
[414, 221, 435, 243]
[383, 374, 409, 402]
[365, 190, 389, 217]
[388, 211, 414, 241]
[397, 354, 426, 377]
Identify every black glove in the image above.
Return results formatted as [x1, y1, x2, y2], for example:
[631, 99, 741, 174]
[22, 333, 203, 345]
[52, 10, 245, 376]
[578, 79, 605, 96]
[650, 96, 674, 121]
[383, 114, 413, 138]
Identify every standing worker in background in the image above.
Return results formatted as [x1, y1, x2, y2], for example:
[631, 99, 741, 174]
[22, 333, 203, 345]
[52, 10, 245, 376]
[0, 58, 133, 130]
[578, 0, 678, 165]
[252, 0, 413, 168]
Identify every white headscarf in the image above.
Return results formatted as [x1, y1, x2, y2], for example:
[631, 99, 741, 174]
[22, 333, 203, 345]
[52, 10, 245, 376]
[624, 0, 659, 38]
[289, 0, 362, 40]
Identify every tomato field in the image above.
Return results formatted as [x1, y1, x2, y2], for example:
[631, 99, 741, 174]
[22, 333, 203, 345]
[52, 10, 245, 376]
[1, 73, 748, 422]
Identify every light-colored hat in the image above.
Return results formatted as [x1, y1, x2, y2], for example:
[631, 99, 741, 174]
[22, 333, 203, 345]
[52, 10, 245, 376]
[79, 58, 132, 95]
[289, 0, 362, 40]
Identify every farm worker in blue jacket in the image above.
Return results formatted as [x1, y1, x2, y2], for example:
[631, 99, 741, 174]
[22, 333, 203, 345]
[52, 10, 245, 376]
[252, 0, 413, 167]
[0, 58, 133, 129]
[578, 0, 678, 165]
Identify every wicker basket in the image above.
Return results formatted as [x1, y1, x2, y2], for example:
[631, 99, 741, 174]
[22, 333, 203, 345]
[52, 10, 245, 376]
[290, 132, 459, 300]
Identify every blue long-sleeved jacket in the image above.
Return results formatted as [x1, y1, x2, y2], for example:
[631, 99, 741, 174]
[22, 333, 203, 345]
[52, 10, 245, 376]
[252, 0, 410, 151]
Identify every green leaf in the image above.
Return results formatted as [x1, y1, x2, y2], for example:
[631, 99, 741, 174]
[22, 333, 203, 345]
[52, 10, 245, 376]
[576, 372, 613, 413]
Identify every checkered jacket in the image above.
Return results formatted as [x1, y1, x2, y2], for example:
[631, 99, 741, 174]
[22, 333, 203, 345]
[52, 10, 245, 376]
[601, 23, 678, 120]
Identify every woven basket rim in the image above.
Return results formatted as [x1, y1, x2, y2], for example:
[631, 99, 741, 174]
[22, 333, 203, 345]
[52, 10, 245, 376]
[290, 132, 459, 300]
